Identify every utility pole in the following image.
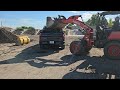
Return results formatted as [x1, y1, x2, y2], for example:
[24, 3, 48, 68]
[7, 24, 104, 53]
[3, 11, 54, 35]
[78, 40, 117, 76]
[1, 21, 3, 28]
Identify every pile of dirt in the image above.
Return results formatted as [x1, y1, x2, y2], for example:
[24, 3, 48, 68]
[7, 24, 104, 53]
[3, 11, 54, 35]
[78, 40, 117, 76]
[0, 28, 17, 43]
[0, 27, 13, 32]
[23, 29, 36, 35]
[12, 29, 23, 35]
[12, 29, 39, 35]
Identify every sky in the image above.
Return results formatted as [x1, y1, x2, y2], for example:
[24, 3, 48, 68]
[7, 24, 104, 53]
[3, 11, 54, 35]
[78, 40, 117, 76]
[0, 11, 119, 29]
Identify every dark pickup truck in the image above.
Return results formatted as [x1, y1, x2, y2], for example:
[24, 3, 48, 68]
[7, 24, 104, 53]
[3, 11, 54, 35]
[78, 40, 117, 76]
[39, 27, 65, 49]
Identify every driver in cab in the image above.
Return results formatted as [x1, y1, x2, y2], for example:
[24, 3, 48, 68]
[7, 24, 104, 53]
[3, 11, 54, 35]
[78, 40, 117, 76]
[112, 16, 120, 31]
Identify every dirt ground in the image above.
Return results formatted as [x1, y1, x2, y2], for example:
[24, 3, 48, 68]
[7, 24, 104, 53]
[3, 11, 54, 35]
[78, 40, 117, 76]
[0, 35, 120, 79]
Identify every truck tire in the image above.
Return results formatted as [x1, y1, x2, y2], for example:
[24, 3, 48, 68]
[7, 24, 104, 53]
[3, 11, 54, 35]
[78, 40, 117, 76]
[104, 41, 120, 60]
[60, 45, 65, 50]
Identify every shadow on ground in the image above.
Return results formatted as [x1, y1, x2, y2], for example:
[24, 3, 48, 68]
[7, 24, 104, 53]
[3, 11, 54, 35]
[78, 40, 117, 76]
[0, 44, 59, 64]
[1, 44, 120, 79]
[0, 44, 79, 68]
[27, 54, 81, 68]
[62, 55, 120, 79]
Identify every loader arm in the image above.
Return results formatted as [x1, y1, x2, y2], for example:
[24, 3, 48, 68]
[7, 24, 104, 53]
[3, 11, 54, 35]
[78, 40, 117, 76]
[100, 11, 120, 16]
[58, 15, 94, 47]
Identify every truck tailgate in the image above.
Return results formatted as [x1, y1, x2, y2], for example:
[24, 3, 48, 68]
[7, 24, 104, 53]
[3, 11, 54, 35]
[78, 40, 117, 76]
[40, 33, 64, 41]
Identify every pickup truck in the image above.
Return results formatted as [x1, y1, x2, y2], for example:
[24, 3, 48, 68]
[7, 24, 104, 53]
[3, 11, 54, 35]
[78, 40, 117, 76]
[39, 27, 65, 49]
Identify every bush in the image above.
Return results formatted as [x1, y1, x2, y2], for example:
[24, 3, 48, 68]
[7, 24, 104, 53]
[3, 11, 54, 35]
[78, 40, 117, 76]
[16, 27, 24, 31]
[16, 26, 35, 31]
[28, 26, 35, 30]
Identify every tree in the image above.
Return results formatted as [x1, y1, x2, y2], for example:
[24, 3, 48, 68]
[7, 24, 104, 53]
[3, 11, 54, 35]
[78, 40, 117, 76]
[16, 26, 35, 31]
[21, 26, 28, 29]
[85, 14, 108, 27]
[85, 19, 92, 25]
[108, 18, 113, 27]
[16, 27, 24, 31]
[86, 14, 100, 26]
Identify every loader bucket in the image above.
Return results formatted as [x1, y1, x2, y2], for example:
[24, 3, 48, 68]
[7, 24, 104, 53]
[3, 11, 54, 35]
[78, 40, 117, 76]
[46, 16, 68, 30]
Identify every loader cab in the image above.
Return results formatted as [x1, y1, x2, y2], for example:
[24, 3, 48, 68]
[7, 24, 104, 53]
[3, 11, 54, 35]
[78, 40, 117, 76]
[112, 16, 120, 31]
[95, 13, 120, 48]
[103, 17, 120, 39]
[96, 13, 120, 40]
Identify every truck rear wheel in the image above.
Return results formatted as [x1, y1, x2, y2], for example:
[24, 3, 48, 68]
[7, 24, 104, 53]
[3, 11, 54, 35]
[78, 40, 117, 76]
[104, 41, 120, 60]
[60, 45, 65, 50]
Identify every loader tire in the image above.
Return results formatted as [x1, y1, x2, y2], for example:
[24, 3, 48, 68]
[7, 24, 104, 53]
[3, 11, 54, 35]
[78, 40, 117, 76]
[104, 41, 120, 60]
[70, 41, 85, 55]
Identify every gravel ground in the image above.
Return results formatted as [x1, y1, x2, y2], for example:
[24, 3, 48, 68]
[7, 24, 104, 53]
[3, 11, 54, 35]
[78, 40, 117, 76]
[0, 35, 120, 79]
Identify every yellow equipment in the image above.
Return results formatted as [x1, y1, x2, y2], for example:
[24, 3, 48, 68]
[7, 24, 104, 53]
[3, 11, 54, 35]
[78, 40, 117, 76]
[16, 35, 30, 45]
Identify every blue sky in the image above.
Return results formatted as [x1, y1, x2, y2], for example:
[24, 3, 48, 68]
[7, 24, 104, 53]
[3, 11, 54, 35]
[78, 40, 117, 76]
[0, 11, 118, 29]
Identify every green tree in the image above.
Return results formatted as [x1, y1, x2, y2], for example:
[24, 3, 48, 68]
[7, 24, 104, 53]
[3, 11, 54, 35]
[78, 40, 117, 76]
[85, 19, 92, 25]
[85, 14, 108, 27]
[108, 18, 113, 27]
[86, 14, 100, 26]
[16, 27, 24, 31]
[16, 26, 35, 31]
[21, 26, 28, 29]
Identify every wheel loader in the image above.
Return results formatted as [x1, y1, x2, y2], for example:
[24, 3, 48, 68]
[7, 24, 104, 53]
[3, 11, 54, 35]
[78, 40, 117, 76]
[45, 11, 120, 60]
